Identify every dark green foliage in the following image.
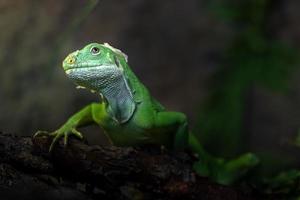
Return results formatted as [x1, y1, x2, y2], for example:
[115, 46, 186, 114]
[262, 170, 300, 196]
[198, 0, 299, 157]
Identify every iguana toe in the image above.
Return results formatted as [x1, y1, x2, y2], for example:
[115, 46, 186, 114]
[34, 128, 83, 152]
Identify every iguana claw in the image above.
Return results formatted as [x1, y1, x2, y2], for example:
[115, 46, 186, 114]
[34, 128, 83, 152]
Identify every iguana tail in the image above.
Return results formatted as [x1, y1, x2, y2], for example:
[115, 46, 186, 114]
[188, 132, 259, 185]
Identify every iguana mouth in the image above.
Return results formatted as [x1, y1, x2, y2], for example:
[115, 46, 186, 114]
[64, 65, 118, 75]
[65, 65, 102, 74]
[64, 65, 104, 73]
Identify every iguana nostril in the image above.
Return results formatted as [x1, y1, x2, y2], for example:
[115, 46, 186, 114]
[66, 56, 76, 64]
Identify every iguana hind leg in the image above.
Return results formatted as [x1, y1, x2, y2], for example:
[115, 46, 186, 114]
[152, 111, 259, 185]
[152, 111, 189, 150]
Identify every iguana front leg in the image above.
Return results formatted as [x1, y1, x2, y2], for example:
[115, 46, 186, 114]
[34, 103, 106, 151]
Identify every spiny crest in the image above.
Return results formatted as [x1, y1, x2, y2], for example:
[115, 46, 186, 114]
[103, 43, 128, 62]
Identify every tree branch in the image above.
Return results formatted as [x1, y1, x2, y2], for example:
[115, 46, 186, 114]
[0, 132, 252, 200]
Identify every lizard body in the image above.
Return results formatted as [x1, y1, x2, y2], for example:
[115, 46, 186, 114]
[35, 43, 258, 184]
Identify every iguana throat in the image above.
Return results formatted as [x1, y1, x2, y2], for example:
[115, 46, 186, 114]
[66, 65, 136, 123]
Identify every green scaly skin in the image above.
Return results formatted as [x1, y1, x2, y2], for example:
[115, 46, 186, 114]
[34, 43, 259, 185]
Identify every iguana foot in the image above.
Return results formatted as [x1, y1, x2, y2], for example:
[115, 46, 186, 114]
[34, 128, 83, 152]
[193, 153, 259, 185]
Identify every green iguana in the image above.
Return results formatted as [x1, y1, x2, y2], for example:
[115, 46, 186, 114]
[34, 42, 259, 185]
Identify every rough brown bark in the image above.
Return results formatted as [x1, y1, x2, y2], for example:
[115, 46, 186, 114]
[0, 132, 253, 200]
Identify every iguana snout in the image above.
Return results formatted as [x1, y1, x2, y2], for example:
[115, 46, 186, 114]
[62, 50, 80, 71]
[65, 54, 76, 65]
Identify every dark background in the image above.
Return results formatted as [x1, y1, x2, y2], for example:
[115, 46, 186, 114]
[1, 0, 300, 175]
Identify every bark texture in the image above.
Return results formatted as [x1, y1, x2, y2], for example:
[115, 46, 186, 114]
[0, 132, 253, 200]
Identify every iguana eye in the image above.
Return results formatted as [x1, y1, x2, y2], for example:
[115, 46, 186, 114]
[90, 47, 100, 55]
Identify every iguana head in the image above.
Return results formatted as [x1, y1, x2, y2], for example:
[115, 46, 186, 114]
[62, 42, 128, 91]
[62, 43, 136, 123]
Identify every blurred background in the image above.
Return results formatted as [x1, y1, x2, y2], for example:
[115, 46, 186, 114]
[1, 0, 300, 176]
